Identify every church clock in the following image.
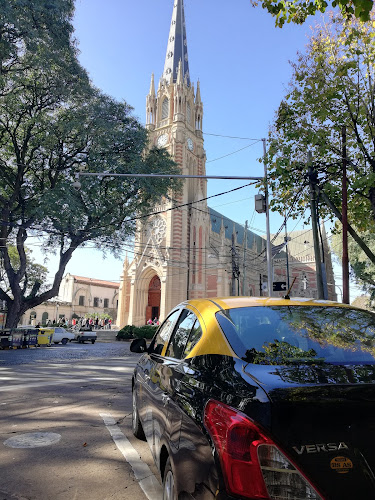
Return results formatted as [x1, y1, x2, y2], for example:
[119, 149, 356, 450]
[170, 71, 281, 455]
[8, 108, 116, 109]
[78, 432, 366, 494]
[157, 134, 168, 147]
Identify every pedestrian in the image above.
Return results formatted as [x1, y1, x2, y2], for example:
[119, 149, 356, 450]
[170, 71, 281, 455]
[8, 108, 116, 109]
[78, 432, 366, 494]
[147, 318, 153, 325]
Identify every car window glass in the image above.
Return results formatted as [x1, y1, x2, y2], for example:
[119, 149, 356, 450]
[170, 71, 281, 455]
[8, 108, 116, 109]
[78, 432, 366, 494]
[166, 310, 197, 359]
[216, 306, 375, 365]
[182, 319, 202, 358]
[150, 309, 181, 355]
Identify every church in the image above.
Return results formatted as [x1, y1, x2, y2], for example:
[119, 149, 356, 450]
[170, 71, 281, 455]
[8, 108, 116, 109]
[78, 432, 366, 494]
[116, 0, 336, 328]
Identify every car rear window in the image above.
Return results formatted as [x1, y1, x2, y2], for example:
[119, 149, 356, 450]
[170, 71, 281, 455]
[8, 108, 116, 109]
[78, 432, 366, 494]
[216, 306, 375, 365]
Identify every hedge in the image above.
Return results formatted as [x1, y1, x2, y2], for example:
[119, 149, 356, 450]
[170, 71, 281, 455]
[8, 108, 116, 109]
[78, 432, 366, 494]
[116, 324, 157, 341]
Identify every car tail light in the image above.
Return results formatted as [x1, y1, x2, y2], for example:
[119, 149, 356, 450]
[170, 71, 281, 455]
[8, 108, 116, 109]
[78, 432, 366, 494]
[204, 400, 323, 500]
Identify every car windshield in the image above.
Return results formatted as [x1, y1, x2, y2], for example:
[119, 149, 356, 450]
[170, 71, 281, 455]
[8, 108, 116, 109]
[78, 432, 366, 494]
[216, 305, 375, 365]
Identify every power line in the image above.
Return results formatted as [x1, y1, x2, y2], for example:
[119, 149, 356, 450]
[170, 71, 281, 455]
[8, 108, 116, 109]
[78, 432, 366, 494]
[204, 132, 263, 141]
[206, 141, 261, 163]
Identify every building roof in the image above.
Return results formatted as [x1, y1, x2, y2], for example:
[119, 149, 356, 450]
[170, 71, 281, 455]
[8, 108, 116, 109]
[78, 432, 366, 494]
[209, 208, 266, 254]
[163, 0, 190, 86]
[72, 275, 119, 289]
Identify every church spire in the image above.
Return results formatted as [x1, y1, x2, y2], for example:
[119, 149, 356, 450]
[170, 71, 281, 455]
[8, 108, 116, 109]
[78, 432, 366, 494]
[163, 0, 190, 86]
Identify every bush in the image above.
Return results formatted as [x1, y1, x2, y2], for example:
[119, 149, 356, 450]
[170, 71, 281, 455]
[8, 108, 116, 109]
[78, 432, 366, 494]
[116, 325, 135, 340]
[136, 325, 157, 339]
[116, 324, 157, 341]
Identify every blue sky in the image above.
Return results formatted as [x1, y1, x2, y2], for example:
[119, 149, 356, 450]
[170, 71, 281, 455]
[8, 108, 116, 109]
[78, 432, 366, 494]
[30, 0, 362, 300]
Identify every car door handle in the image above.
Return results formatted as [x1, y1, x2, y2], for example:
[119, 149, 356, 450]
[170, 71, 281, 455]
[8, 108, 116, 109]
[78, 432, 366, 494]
[162, 394, 170, 406]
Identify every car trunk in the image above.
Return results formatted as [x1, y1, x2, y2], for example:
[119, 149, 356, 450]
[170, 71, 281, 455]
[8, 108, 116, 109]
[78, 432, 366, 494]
[244, 363, 375, 499]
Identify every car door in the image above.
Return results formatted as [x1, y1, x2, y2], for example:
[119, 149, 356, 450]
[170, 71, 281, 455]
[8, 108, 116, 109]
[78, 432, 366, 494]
[141, 308, 182, 458]
[162, 309, 200, 451]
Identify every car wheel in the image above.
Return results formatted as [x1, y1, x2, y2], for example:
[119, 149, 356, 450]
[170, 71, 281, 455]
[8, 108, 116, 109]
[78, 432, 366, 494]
[78, 338, 82, 343]
[163, 458, 176, 500]
[61, 338, 68, 345]
[91, 339, 95, 344]
[132, 389, 145, 440]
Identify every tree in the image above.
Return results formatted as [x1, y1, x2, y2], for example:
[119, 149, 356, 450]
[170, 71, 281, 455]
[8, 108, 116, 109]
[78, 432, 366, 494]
[252, 0, 375, 27]
[0, 1, 180, 327]
[0, 246, 48, 297]
[332, 228, 375, 299]
[266, 12, 375, 256]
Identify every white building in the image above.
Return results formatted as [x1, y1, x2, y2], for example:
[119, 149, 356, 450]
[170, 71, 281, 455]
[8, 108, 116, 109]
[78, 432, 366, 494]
[20, 274, 119, 326]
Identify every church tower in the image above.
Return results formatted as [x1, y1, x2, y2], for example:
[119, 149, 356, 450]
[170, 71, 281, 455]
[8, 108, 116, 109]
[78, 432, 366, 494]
[117, 0, 208, 327]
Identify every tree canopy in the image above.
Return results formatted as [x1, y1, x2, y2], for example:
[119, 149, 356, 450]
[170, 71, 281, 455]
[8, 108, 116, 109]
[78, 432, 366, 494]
[332, 227, 375, 299]
[253, 0, 375, 27]
[267, 12, 375, 239]
[0, 0, 180, 327]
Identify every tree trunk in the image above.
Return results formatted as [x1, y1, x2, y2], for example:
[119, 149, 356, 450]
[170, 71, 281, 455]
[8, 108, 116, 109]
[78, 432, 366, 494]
[318, 186, 375, 264]
[369, 187, 375, 222]
[5, 299, 28, 329]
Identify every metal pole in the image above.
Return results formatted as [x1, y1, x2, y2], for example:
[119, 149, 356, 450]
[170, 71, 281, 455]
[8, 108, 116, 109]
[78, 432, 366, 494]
[242, 220, 248, 295]
[284, 213, 290, 289]
[262, 139, 273, 297]
[77, 172, 263, 181]
[231, 234, 236, 296]
[342, 126, 350, 304]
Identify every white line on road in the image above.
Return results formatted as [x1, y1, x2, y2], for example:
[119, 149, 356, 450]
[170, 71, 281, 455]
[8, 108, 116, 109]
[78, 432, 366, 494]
[100, 412, 162, 500]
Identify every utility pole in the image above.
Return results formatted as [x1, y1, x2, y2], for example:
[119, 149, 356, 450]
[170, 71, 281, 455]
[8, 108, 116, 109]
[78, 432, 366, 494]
[342, 126, 350, 304]
[231, 234, 240, 296]
[242, 220, 248, 295]
[284, 213, 290, 289]
[263, 139, 273, 297]
[307, 152, 324, 299]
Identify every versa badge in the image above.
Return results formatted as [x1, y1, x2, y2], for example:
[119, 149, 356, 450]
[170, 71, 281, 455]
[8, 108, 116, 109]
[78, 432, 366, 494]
[293, 442, 349, 455]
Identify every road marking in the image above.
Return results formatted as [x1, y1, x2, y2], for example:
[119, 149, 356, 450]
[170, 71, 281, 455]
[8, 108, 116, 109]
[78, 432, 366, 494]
[101, 413, 162, 500]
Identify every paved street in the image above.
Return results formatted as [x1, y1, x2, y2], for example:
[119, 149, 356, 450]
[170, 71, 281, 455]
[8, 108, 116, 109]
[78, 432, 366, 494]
[0, 342, 161, 500]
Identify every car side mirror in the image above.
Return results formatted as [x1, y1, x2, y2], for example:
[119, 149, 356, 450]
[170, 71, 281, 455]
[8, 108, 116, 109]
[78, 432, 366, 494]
[130, 338, 147, 353]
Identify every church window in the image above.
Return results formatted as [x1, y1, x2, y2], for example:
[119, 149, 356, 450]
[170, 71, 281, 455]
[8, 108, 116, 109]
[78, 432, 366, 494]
[104, 298, 109, 308]
[79, 295, 85, 306]
[162, 98, 169, 119]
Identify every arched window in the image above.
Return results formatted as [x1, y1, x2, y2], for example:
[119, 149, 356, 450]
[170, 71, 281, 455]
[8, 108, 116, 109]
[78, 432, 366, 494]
[162, 98, 169, 119]
[42, 312, 49, 324]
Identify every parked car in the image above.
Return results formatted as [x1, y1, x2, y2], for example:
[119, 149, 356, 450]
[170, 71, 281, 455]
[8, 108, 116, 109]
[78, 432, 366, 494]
[74, 327, 97, 344]
[50, 327, 75, 345]
[130, 296, 375, 500]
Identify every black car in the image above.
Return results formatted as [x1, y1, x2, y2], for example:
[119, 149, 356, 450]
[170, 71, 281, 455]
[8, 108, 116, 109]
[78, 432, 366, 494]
[130, 296, 375, 499]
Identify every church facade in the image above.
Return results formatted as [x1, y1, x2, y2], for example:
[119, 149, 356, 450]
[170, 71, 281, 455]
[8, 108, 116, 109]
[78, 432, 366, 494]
[116, 0, 336, 328]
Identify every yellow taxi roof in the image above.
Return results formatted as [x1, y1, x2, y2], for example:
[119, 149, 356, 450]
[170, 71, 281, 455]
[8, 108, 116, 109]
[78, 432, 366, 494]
[179, 297, 354, 359]
[185, 296, 351, 312]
